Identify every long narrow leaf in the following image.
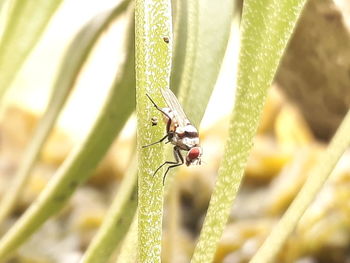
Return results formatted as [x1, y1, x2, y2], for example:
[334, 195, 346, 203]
[251, 110, 350, 262]
[169, 0, 187, 96]
[115, 213, 138, 263]
[175, 0, 197, 100]
[135, 0, 173, 262]
[163, 0, 234, 192]
[0, 0, 131, 226]
[82, 147, 137, 263]
[0, 0, 62, 98]
[117, 0, 234, 260]
[191, 1, 307, 262]
[178, 0, 233, 126]
[165, 0, 234, 186]
[0, 8, 135, 260]
[164, 0, 235, 248]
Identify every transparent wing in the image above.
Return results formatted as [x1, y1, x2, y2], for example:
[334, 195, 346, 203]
[160, 88, 190, 127]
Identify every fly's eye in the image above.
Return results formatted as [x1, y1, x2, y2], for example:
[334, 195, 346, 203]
[188, 147, 200, 160]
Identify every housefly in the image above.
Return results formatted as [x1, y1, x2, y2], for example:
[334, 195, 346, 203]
[143, 88, 202, 184]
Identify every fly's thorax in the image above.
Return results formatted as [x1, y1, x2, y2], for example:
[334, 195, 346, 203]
[161, 107, 173, 122]
[172, 124, 200, 150]
[161, 107, 178, 131]
[175, 124, 198, 138]
[181, 137, 199, 149]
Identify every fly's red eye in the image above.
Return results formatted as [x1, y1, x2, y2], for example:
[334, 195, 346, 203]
[188, 147, 200, 160]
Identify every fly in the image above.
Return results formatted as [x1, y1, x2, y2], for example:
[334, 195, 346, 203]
[143, 88, 202, 184]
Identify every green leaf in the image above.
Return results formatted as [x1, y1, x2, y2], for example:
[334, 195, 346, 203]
[135, 0, 173, 262]
[82, 154, 138, 263]
[174, 0, 197, 99]
[177, 0, 233, 126]
[0, 5, 135, 260]
[115, 214, 138, 263]
[169, 0, 188, 96]
[0, 0, 131, 227]
[162, 0, 233, 192]
[191, 1, 307, 262]
[0, 0, 62, 99]
[116, 0, 233, 259]
[250, 112, 350, 262]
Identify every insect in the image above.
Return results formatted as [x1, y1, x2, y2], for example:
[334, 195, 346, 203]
[151, 117, 158, 126]
[143, 88, 202, 184]
[163, 36, 170, 43]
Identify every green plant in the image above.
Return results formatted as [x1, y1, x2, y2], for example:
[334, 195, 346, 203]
[1, 0, 349, 262]
[0, 0, 63, 98]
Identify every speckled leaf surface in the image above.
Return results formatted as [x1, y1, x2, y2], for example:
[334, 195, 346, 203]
[191, 1, 307, 262]
[135, 0, 172, 262]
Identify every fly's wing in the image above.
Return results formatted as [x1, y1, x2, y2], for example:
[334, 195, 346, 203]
[160, 88, 190, 127]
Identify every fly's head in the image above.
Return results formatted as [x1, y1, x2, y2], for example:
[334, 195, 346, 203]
[186, 146, 202, 166]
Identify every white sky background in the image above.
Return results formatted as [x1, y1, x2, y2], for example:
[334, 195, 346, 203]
[4, 0, 239, 141]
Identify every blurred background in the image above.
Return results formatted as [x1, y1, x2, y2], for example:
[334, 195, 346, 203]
[0, 0, 350, 262]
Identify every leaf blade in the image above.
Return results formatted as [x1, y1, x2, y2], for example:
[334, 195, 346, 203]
[82, 154, 138, 263]
[0, 0, 62, 98]
[251, 103, 350, 261]
[191, 1, 307, 262]
[0, 0, 131, 226]
[0, 5, 135, 259]
[135, 0, 173, 262]
[178, 0, 234, 126]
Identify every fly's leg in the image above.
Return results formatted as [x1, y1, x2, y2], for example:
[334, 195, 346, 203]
[146, 94, 172, 120]
[162, 147, 184, 185]
[142, 134, 168, 148]
[145, 93, 174, 146]
[142, 130, 174, 148]
[146, 93, 174, 134]
[151, 146, 184, 185]
[152, 155, 178, 179]
[165, 116, 172, 135]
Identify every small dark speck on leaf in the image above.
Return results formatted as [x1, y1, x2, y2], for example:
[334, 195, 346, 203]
[163, 36, 169, 43]
[151, 116, 158, 126]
